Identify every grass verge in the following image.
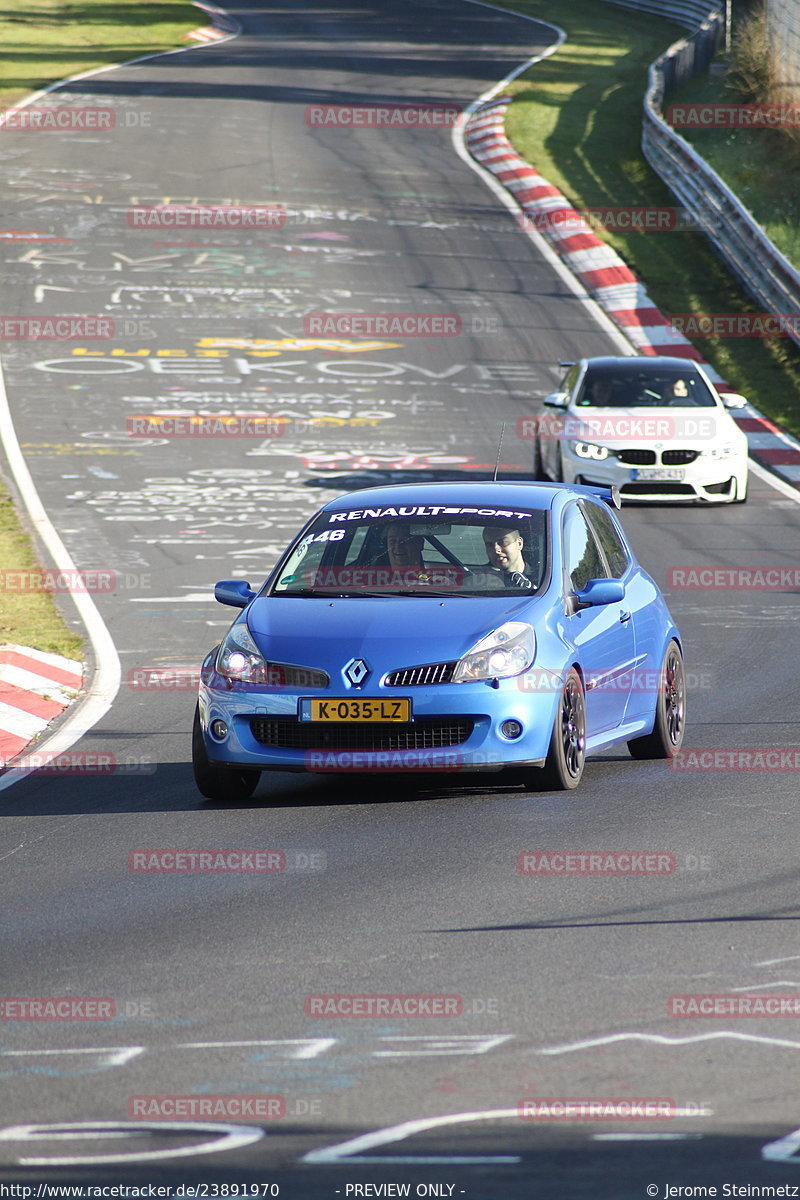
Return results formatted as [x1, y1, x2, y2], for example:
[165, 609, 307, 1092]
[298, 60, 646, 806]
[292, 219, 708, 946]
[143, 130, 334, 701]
[0, 481, 83, 658]
[0, 0, 201, 111]
[497, 0, 800, 438]
[0, 0, 201, 658]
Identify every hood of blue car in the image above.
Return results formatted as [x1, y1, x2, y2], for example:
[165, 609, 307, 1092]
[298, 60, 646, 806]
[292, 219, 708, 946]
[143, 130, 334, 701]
[245, 594, 541, 676]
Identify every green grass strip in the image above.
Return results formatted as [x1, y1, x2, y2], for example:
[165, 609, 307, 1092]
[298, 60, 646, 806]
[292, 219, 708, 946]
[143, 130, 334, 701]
[497, 0, 800, 438]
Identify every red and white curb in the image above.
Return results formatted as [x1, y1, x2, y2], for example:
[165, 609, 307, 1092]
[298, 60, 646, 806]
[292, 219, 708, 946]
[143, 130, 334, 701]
[183, 0, 239, 42]
[0, 645, 83, 766]
[464, 95, 800, 487]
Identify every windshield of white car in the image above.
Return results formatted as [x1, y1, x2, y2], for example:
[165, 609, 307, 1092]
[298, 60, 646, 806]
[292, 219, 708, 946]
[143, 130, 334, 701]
[576, 368, 717, 408]
[270, 509, 548, 597]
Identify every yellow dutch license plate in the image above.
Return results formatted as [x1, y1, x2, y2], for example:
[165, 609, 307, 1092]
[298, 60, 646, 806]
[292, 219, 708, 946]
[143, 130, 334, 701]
[304, 698, 411, 722]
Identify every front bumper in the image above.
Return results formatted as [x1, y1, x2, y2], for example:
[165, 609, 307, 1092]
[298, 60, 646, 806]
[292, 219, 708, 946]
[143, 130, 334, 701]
[562, 447, 747, 502]
[198, 670, 559, 774]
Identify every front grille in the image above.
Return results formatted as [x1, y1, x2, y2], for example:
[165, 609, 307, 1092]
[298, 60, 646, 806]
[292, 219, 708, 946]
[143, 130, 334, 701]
[385, 662, 456, 687]
[620, 482, 697, 496]
[661, 449, 699, 465]
[614, 449, 656, 465]
[250, 716, 473, 751]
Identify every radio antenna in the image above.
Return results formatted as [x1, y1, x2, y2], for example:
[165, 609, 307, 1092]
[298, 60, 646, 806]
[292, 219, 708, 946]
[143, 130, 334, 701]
[492, 422, 506, 482]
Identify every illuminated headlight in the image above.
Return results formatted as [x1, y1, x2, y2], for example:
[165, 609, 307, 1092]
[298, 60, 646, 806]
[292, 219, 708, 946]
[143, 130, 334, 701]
[453, 622, 535, 683]
[216, 623, 271, 683]
[570, 440, 610, 461]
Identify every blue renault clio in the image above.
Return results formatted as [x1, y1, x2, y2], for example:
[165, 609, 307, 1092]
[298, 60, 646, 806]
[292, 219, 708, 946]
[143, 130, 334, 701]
[192, 481, 685, 800]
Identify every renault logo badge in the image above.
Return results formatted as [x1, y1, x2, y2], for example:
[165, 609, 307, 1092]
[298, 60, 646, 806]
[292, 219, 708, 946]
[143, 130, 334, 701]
[344, 658, 370, 687]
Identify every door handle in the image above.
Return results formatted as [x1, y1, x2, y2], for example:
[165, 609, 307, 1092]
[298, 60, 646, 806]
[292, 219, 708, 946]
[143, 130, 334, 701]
[619, 609, 631, 623]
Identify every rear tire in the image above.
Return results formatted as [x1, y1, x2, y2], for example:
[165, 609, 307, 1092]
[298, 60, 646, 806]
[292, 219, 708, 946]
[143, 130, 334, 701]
[531, 668, 586, 790]
[192, 704, 260, 802]
[627, 640, 686, 759]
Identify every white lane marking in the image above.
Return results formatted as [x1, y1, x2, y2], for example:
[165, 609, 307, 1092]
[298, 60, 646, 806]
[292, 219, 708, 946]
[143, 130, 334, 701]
[0, 366, 120, 792]
[539, 1031, 800, 1054]
[451, 6, 634, 359]
[374, 1034, 513, 1056]
[0, 1047, 143, 1066]
[729, 981, 800, 991]
[0, 1121, 262, 1167]
[177, 1038, 337, 1059]
[755, 955, 800, 966]
[763, 1126, 800, 1162]
[303, 1109, 521, 1165]
[594, 1133, 703, 1141]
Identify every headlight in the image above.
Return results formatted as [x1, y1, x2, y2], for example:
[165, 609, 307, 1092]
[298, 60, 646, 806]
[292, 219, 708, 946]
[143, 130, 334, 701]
[570, 440, 610, 460]
[216, 622, 271, 683]
[453, 622, 535, 683]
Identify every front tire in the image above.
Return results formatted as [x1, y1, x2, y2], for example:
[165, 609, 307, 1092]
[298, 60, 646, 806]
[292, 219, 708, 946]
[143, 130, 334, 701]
[532, 667, 586, 790]
[627, 640, 686, 759]
[192, 704, 260, 802]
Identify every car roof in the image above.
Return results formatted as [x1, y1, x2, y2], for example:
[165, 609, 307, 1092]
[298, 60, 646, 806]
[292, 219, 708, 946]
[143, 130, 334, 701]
[319, 481, 610, 513]
[580, 356, 703, 375]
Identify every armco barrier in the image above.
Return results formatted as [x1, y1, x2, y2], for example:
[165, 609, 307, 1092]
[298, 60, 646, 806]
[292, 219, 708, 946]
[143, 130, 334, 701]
[601, 0, 800, 353]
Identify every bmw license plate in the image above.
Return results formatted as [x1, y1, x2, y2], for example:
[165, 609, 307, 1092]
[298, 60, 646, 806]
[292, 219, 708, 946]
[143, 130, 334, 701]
[300, 698, 411, 722]
[631, 467, 685, 481]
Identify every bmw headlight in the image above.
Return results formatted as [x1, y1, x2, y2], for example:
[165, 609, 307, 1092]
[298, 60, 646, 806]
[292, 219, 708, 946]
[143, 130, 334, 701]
[217, 622, 271, 683]
[570, 440, 610, 461]
[453, 622, 535, 683]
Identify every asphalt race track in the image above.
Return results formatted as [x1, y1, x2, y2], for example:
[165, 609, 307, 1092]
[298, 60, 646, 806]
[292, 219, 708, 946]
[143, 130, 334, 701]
[2, 1, 800, 1195]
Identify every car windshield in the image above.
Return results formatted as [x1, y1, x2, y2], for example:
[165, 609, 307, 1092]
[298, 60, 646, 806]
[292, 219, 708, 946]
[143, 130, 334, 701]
[270, 504, 549, 597]
[575, 367, 717, 408]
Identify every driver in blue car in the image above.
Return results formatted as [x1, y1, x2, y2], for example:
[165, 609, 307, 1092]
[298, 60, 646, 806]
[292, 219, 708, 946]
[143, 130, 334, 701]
[482, 525, 534, 590]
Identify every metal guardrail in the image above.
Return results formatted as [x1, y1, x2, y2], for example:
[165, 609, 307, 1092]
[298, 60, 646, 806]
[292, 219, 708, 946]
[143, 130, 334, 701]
[599, 0, 720, 31]
[601, 0, 800, 351]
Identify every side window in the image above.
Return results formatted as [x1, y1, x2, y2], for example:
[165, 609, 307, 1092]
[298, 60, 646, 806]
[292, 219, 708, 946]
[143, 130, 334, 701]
[560, 363, 580, 395]
[582, 501, 630, 579]
[562, 504, 608, 592]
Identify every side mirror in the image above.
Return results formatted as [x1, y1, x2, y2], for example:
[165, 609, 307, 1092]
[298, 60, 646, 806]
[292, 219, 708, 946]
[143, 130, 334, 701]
[543, 391, 569, 409]
[214, 579, 256, 608]
[575, 578, 625, 607]
[720, 392, 748, 409]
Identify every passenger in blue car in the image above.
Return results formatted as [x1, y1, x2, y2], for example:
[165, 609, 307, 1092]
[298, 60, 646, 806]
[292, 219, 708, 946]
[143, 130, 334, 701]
[482, 525, 534, 590]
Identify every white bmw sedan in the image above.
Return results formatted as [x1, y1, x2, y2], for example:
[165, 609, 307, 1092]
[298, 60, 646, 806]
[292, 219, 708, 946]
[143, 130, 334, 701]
[537, 356, 749, 503]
